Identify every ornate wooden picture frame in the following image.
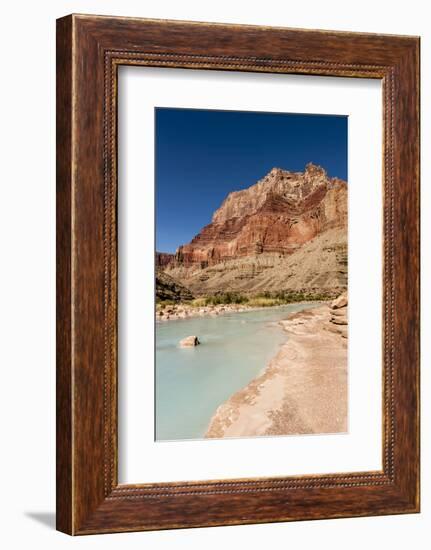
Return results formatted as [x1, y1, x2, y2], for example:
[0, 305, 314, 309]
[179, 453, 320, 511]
[56, 14, 420, 535]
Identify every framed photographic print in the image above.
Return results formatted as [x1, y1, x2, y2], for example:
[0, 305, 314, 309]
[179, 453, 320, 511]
[56, 14, 420, 534]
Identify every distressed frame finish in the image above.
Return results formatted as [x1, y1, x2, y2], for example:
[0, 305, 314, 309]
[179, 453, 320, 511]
[56, 14, 420, 535]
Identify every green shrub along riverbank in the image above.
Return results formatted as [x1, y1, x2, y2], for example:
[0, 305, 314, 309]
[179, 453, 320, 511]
[156, 291, 331, 310]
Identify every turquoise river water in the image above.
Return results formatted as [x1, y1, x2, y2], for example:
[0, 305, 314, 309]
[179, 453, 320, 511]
[155, 303, 318, 441]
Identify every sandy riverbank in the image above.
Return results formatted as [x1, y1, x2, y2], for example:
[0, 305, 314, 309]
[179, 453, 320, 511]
[156, 302, 253, 322]
[156, 300, 325, 322]
[205, 294, 348, 438]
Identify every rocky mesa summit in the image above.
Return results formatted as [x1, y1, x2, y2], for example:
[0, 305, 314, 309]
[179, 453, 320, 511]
[158, 163, 348, 297]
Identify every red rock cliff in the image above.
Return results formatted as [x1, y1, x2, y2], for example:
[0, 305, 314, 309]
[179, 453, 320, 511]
[173, 164, 347, 269]
[155, 252, 175, 269]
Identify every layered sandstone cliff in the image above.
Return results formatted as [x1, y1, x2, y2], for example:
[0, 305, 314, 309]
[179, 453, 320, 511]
[155, 252, 175, 269]
[161, 163, 347, 296]
[171, 163, 347, 269]
[168, 228, 347, 296]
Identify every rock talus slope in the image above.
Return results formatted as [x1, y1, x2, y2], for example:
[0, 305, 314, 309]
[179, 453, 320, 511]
[155, 269, 194, 302]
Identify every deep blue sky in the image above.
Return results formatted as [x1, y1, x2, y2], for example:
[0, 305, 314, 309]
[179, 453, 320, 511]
[155, 108, 347, 253]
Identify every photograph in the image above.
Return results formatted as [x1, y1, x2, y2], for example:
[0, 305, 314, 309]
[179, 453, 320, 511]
[0, 0, 423, 543]
[155, 107, 348, 441]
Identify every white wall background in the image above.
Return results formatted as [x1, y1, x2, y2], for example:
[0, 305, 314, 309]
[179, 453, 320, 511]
[0, 1, 427, 548]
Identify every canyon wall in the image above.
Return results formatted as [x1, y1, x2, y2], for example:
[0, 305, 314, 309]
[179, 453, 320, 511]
[172, 163, 347, 269]
[160, 163, 348, 296]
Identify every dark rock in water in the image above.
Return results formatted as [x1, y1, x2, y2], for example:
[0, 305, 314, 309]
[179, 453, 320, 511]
[179, 335, 200, 347]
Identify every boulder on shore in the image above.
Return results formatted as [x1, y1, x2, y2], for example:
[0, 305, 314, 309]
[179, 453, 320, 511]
[330, 316, 348, 326]
[331, 292, 347, 309]
[179, 335, 200, 348]
[327, 291, 348, 335]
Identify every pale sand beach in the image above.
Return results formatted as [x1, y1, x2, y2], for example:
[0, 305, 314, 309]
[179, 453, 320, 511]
[205, 295, 348, 438]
